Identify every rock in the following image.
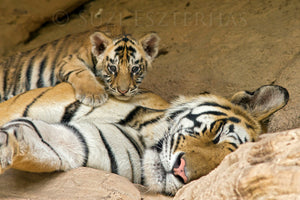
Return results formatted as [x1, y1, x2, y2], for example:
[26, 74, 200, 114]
[174, 128, 300, 200]
[0, 167, 141, 200]
[0, 167, 172, 200]
[136, 185, 173, 200]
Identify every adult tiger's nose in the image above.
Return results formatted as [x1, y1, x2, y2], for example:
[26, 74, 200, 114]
[117, 87, 129, 95]
[173, 157, 188, 184]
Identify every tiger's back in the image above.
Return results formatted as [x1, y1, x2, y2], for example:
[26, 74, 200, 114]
[0, 83, 289, 195]
[0, 32, 90, 101]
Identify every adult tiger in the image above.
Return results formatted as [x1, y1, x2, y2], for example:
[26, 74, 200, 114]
[0, 83, 289, 195]
[0, 30, 159, 106]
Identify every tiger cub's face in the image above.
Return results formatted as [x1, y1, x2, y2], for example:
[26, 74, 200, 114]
[90, 32, 160, 100]
[143, 85, 289, 195]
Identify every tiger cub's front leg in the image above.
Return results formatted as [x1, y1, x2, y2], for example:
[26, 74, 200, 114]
[57, 55, 108, 107]
[0, 118, 86, 173]
[55, 32, 113, 107]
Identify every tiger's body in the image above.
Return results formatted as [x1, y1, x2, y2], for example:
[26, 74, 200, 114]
[0, 30, 160, 106]
[0, 83, 288, 195]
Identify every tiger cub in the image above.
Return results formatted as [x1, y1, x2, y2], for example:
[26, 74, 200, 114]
[0, 31, 160, 106]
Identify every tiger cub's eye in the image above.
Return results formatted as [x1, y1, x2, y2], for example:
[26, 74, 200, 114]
[108, 65, 117, 73]
[131, 66, 140, 74]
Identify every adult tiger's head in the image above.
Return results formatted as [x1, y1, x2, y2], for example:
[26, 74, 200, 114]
[90, 32, 160, 100]
[143, 85, 289, 195]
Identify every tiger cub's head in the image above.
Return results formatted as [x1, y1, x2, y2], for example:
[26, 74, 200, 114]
[90, 32, 160, 100]
[143, 85, 289, 195]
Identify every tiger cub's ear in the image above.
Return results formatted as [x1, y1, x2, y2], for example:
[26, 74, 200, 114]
[90, 32, 113, 57]
[231, 85, 289, 122]
[139, 33, 160, 61]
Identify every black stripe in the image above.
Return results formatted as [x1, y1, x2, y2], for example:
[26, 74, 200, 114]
[2, 65, 9, 101]
[138, 135, 146, 148]
[58, 61, 67, 79]
[127, 151, 135, 182]
[213, 133, 221, 144]
[227, 134, 239, 142]
[185, 112, 202, 128]
[61, 101, 81, 123]
[64, 69, 85, 81]
[114, 38, 124, 45]
[141, 167, 145, 186]
[22, 89, 50, 117]
[37, 56, 48, 87]
[168, 109, 186, 121]
[97, 128, 118, 173]
[9, 92, 24, 105]
[50, 35, 71, 85]
[114, 45, 124, 52]
[214, 122, 224, 135]
[83, 107, 95, 117]
[168, 101, 231, 120]
[229, 124, 235, 132]
[198, 111, 227, 117]
[170, 134, 174, 154]
[118, 106, 145, 125]
[25, 55, 37, 90]
[245, 123, 254, 130]
[9, 118, 63, 166]
[75, 69, 86, 76]
[64, 124, 89, 166]
[127, 46, 136, 53]
[202, 125, 207, 134]
[228, 147, 235, 152]
[237, 134, 244, 144]
[113, 124, 143, 157]
[137, 116, 162, 131]
[151, 138, 164, 153]
[11, 53, 25, 96]
[76, 55, 89, 67]
[91, 53, 97, 74]
[210, 121, 217, 133]
[173, 134, 185, 153]
[228, 117, 241, 123]
[228, 142, 238, 149]
[1, 56, 17, 100]
[210, 119, 225, 133]
[200, 102, 231, 110]
[25, 44, 48, 91]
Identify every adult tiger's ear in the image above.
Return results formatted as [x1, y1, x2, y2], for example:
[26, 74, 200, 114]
[90, 32, 113, 57]
[139, 33, 160, 61]
[231, 85, 289, 122]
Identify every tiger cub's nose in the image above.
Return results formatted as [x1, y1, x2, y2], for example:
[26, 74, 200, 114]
[117, 87, 129, 95]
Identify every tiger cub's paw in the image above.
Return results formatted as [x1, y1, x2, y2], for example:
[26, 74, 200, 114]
[0, 130, 18, 173]
[75, 83, 109, 107]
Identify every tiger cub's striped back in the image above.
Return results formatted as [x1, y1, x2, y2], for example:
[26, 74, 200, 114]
[0, 30, 160, 106]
